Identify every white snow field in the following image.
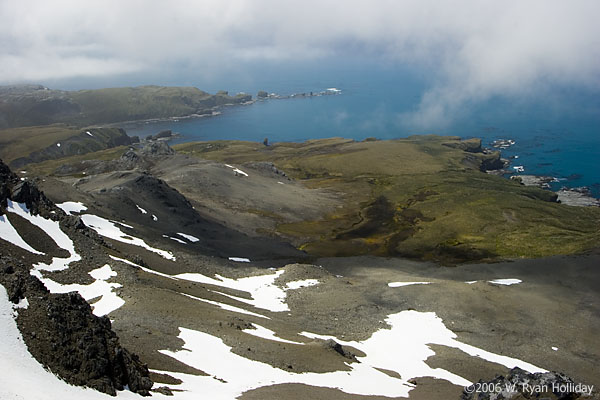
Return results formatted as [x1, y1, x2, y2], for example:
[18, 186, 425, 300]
[4, 201, 123, 316]
[1, 201, 548, 400]
[56, 201, 88, 215]
[158, 310, 546, 399]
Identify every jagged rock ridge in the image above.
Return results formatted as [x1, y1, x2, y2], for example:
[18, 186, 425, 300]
[0, 158, 153, 396]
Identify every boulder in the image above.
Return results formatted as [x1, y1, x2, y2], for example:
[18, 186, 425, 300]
[141, 141, 175, 156]
[322, 339, 359, 363]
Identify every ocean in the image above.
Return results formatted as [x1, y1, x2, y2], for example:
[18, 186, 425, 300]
[122, 62, 600, 198]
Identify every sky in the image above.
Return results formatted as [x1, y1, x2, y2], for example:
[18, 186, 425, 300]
[1, 0, 599, 127]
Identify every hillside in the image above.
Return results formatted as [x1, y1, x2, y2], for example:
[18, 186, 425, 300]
[0, 125, 138, 168]
[173, 136, 600, 263]
[1, 141, 599, 399]
[0, 84, 252, 129]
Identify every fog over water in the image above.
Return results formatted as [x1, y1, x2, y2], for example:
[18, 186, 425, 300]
[2, 1, 599, 194]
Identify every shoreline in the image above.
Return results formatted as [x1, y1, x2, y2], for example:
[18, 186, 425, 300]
[101, 97, 598, 205]
[488, 139, 600, 205]
[100, 100, 256, 130]
[102, 87, 344, 131]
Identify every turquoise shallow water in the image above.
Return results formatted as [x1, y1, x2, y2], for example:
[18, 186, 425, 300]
[122, 63, 600, 198]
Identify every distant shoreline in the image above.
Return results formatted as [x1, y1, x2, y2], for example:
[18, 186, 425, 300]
[106, 88, 343, 131]
[102, 100, 256, 130]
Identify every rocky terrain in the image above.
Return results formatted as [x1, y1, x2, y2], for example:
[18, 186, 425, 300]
[0, 160, 153, 396]
[1, 128, 599, 399]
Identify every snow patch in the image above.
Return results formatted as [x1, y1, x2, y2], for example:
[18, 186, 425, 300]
[109, 255, 176, 281]
[174, 270, 288, 312]
[56, 201, 88, 215]
[229, 257, 250, 263]
[388, 281, 431, 288]
[4, 204, 122, 315]
[242, 323, 304, 345]
[135, 204, 147, 214]
[488, 279, 522, 286]
[86, 131, 93, 137]
[89, 264, 118, 280]
[7, 201, 81, 272]
[181, 293, 269, 319]
[224, 164, 248, 177]
[113, 220, 133, 229]
[39, 264, 124, 317]
[159, 311, 490, 399]
[163, 234, 187, 244]
[80, 214, 175, 260]
[152, 214, 158, 221]
[285, 279, 319, 290]
[15, 297, 29, 310]
[177, 233, 200, 242]
[0, 214, 45, 254]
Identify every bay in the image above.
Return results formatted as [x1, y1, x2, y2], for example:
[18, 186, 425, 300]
[122, 63, 600, 198]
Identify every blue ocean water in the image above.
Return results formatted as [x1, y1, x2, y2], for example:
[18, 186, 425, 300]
[122, 62, 600, 198]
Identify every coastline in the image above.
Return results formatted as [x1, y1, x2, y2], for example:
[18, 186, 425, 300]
[106, 87, 343, 131]
[101, 101, 254, 129]
[488, 139, 600, 206]
[93, 92, 599, 206]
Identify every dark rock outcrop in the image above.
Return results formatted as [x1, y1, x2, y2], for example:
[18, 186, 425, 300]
[322, 339, 359, 363]
[0, 159, 153, 396]
[1, 266, 153, 396]
[53, 141, 176, 176]
[245, 162, 289, 179]
[0, 159, 53, 215]
[479, 153, 506, 171]
[140, 141, 175, 157]
[153, 130, 173, 140]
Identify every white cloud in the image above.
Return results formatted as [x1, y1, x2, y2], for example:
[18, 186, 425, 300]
[1, 0, 598, 127]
